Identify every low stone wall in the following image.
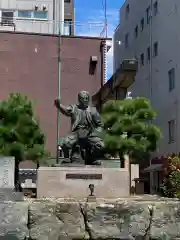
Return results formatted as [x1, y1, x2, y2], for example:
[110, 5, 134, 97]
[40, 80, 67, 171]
[1, 196, 180, 239]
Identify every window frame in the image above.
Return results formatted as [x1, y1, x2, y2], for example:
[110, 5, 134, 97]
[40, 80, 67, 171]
[140, 18, 144, 31]
[126, 4, 130, 19]
[153, 41, 158, 57]
[168, 119, 175, 143]
[125, 33, 129, 48]
[146, 6, 150, 24]
[17, 10, 32, 19]
[168, 68, 175, 92]
[1, 10, 14, 26]
[140, 53, 144, 66]
[33, 10, 48, 20]
[153, 1, 158, 16]
[134, 25, 138, 38]
[64, 19, 72, 35]
[147, 46, 150, 63]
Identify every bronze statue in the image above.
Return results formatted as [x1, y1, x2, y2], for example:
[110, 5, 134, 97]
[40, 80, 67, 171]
[54, 91, 104, 165]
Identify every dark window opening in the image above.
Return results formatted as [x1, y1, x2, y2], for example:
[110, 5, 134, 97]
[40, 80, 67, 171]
[147, 47, 150, 62]
[140, 53, 144, 66]
[126, 4, 130, 19]
[1, 11, 14, 26]
[168, 68, 175, 91]
[140, 18, 144, 31]
[125, 33, 129, 48]
[146, 6, 150, 24]
[153, 42, 158, 57]
[153, 1, 158, 16]
[134, 25, 138, 38]
[168, 120, 175, 143]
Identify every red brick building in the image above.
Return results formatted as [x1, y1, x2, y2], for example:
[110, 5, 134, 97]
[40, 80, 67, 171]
[0, 31, 110, 156]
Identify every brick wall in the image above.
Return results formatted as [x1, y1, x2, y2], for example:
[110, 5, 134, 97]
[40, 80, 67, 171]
[0, 32, 106, 155]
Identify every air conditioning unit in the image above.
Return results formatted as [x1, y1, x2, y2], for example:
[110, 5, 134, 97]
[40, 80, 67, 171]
[34, 5, 38, 11]
[42, 5, 47, 11]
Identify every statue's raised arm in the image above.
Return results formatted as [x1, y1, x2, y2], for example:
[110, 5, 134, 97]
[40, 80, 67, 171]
[54, 99, 73, 117]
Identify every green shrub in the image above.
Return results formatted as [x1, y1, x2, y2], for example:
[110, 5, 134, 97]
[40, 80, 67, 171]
[161, 156, 180, 197]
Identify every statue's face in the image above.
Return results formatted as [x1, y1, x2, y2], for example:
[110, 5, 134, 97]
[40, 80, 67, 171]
[78, 91, 90, 108]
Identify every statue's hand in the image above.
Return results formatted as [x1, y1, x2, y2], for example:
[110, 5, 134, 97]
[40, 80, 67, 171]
[54, 99, 60, 108]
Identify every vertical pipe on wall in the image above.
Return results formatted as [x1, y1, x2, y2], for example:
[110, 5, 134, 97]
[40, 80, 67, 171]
[53, 0, 55, 33]
[149, 0, 153, 99]
[104, 42, 108, 83]
[56, 0, 64, 163]
[101, 41, 105, 87]
[59, 0, 64, 35]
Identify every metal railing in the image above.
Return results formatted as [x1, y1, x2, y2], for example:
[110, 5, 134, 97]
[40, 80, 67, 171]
[0, 17, 107, 37]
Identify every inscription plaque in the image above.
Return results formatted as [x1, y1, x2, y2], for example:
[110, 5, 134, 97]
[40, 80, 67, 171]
[0, 157, 15, 188]
[66, 173, 102, 180]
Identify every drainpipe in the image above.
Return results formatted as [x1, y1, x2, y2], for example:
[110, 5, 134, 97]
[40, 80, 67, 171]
[53, 0, 55, 34]
[149, 0, 153, 99]
[59, 0, 64, 35]
[101, 40, 106, 87]
[99, 40, 106, 110]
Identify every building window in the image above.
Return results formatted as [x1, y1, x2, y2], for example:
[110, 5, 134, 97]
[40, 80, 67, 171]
[64, 20, 72, 35]
[168, 120, 175, 143]
[18, 10, 32, 18]
[33, 11, 48, 19]
[1, 11, 14, 26]
[168, 68, 175, 91]
[134, 25, 138, 38]
[64, 0, 71, 2]
[153, 1, 158, 16]
[146, 6, 150, 24]
[147, 46, 150, 62]
[125, 33, 129, 48]
[126, 4, 130, 19]
[140, 53, 144, 66]
[140, 18, 144, 31]
[153, 42, 158, 57]
[116, 88, 127, 100]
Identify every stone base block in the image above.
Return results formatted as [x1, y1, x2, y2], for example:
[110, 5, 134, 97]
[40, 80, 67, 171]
[37, 167, 130, 199]
[0, 188, 24, 201]
[87, 195, 96, 202]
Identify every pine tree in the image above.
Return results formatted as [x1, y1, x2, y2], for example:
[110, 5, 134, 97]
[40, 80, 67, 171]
[101, 97, 161, 162]
[0, 93, 48, 188]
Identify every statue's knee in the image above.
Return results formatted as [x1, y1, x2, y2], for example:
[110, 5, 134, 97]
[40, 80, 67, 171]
[94, 141, 104, 151]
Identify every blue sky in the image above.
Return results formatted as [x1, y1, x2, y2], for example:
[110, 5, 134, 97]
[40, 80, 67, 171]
[75, 0, 125, 79]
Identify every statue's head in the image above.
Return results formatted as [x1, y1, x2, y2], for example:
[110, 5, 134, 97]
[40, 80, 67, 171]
[78, 91, 90, 108]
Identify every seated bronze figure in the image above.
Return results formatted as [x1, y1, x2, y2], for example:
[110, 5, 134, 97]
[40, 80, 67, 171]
[54, 91, 105, 165]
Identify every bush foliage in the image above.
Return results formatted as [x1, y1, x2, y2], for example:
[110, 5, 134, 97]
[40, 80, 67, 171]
[0, 93, 47, 163]
[161, 156, 180, 198]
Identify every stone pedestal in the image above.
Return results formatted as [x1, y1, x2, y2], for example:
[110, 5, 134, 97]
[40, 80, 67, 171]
[37, 166, 130, 199]
[87, 195, 96, 202]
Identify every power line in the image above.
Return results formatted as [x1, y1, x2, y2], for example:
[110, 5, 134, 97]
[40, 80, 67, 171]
[100, 0, 108, 37]
[104, 0, 107, 38]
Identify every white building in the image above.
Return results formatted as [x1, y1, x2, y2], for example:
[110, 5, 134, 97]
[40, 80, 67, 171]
[0, 0, 74, 34]
[114, 0, 180, 157]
